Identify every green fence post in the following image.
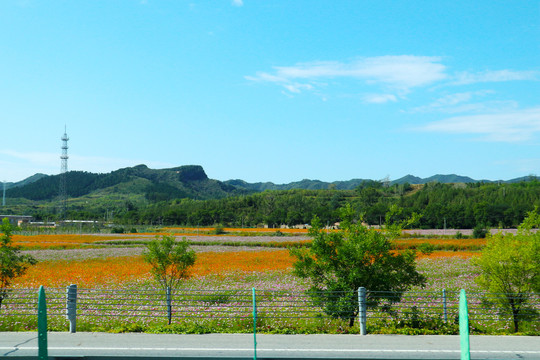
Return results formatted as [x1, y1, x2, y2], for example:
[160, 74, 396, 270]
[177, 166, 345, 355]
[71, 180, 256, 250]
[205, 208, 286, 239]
[442, 289, 448, 323]
[252, 288, 257, 360]
[38, 285, 48, 360]
[459, 289, 470, 360]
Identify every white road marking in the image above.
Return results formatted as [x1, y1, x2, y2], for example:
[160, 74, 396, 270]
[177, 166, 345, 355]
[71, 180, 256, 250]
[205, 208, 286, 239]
[1, 346, 540, 354]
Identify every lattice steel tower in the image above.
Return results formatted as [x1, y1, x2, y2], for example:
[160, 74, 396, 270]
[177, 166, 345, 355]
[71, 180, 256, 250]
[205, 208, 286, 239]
[59, 126, 69, 217]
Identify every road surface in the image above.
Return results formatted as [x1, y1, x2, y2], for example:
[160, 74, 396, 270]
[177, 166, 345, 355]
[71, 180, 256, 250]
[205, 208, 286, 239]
[1, 332, 539, 359]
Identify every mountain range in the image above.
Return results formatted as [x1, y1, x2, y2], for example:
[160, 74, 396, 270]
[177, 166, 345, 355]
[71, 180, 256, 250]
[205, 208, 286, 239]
[4, 164, 535, 202]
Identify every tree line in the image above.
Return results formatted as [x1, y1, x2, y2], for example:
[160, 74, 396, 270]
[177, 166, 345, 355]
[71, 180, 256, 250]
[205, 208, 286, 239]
[104, 180, 540, 229]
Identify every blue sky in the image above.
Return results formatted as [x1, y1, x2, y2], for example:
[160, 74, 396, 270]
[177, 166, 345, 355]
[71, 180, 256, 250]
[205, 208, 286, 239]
[1, 0, 539, 183]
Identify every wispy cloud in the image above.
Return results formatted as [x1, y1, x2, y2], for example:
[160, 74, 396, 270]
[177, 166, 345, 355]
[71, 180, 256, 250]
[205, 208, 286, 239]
[363, 93, 397, 104]
[452, 70, 538, 85]
[429, 91, 491, 107]
[0, 150, 58, 165]
[418, 107, 540, 142]
[248, 56, 539, 105]
[408, 90, 521, 114]
[0, 150, 59, 181]
[232, 0, 243, 6]
[246, 55, 447, 95]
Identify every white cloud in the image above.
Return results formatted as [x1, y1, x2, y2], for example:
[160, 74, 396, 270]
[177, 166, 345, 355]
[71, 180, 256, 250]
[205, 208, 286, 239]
[232, 0, 243, 6]
[246, 55, 447, 95]
[363, 94, 397, 104]
[452, 70, 538, 85]
[418, 107, 540, 142]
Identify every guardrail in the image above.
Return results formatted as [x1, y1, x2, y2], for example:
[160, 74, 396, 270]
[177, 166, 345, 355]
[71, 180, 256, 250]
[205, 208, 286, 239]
[1, 286, 539, 334]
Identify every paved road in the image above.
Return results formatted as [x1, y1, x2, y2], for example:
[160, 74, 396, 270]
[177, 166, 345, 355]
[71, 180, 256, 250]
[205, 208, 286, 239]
[1, 332, 539, 359]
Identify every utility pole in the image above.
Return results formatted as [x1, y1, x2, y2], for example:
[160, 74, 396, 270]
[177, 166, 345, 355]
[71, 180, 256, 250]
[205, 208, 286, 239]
[2, 180, 6, 206]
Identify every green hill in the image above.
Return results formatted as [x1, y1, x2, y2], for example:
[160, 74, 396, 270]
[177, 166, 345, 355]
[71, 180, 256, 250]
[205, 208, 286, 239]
[6, 165, 246, 202]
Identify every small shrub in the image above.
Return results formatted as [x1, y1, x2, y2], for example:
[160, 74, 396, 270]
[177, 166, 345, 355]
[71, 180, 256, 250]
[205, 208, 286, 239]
[473, 225, 488, 239]
[212, 224, 226, 235]
[111, 227, 125, 234]
[417, 242, 435, 255]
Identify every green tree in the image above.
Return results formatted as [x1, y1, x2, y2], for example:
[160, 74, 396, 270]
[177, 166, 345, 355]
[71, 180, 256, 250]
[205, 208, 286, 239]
[473, 208, 540, 332]
[289, 208, 426, 327]
[142, 235, 196, 292]
[0, 218, 37, 308]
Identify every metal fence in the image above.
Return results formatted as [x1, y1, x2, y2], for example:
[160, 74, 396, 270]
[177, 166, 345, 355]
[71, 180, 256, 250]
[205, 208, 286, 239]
[1, 286, 538, 333]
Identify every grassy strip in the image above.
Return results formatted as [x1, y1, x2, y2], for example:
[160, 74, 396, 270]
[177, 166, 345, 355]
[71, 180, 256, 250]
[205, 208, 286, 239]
[3, 311, 537, 335]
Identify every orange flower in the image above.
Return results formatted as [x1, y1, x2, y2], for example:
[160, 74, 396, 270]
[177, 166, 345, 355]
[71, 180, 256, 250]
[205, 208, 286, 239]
[13, 250, 295, 288]
[12, 234, 134, 249]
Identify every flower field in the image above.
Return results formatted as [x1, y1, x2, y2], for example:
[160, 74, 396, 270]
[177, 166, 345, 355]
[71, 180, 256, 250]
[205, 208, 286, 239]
[11, 232, 483, 290]
[13, 250, 297, 288]
[12, 234, 136, 249]
[3, 231, 539, 335]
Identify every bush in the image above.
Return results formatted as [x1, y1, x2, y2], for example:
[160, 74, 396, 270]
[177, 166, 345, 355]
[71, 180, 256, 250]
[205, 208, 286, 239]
[417, 242, 435, 255]
[111, 227, 125, 234]
[212, 224, 226, 235]
[473, 225, 488, 238]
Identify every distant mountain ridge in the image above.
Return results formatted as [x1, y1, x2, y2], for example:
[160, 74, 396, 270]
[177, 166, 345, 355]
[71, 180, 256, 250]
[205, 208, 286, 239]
[224, 178, 369, 191]
[6, 165, 536, 202]
[225, 173, 531, 191]
[392, 174, 485, 184]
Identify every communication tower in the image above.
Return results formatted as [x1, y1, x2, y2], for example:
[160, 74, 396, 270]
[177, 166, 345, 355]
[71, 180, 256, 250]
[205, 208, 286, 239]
[59, 126, 69, 217]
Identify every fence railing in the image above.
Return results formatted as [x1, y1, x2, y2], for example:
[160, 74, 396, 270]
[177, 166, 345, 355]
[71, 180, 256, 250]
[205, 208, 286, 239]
[11, 286, 481, 360]
[1, 286, 539, 334]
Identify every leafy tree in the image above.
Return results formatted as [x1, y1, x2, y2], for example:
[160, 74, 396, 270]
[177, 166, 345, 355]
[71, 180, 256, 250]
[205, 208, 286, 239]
[473, 208, 540, 332]
[142, 235, 196, 292]
[0, 218, 37, 308]
[290, 207, 426, 327]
